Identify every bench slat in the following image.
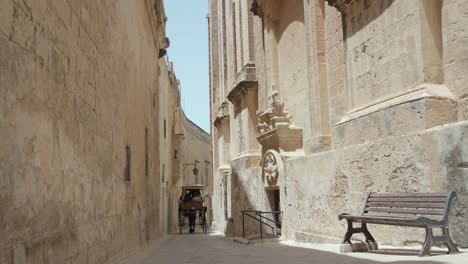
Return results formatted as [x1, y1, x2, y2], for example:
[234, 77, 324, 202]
[366, 202, 446, 209]
[365, 207, 445, 215]
[340, 214, 419, 226]
[340, 214, 443, 226]
[369, 193, 448, 197]
[367, 197, 447, 203]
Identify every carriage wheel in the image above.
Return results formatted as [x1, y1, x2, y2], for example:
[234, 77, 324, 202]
[203, 208, 207, 234]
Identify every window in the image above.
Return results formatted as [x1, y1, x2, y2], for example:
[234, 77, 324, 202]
[145, 128, 149, 176]
[124, 145, 131, 181]
[164, 119, 167, 139]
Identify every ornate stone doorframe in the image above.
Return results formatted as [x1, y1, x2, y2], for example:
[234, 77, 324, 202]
[261, 149, 284, 230]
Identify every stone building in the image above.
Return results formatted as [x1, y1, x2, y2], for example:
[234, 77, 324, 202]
[160, 62, 213, 234]
[208, 0, 468, 247]
[0, 0, 211, 263]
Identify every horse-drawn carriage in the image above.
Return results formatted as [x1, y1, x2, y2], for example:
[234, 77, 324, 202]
[178, 184, 208, 234]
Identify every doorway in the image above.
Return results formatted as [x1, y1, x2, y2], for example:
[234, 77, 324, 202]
[266, 188, 281, 228]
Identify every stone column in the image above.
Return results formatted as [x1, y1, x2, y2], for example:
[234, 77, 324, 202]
[303, 0, 332, 153]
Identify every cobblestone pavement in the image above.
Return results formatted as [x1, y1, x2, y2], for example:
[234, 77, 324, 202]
[115, 232, 467, 264]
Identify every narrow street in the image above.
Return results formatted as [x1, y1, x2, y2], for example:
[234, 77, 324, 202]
[1, 0, 467, 263]
[114, 232, 466, 264]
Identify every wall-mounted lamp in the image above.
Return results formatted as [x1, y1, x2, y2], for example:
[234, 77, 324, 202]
[183, 160, 200, 176]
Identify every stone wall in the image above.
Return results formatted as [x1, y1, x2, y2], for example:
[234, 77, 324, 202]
[285, 120, 468, 246]
[283, 0, 468, 247]
[0, 0, 168, 263]
[443, 0, 468, 120]
[158, 61, 178, 236]
[209, 0, 468, 248]
[168, 112, 212, 233]
[276, 0, 309, 130]
[154, 59, 212, 234]
[324, 2, 346, 126]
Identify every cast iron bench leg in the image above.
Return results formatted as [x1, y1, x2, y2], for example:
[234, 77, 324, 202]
[342, 221, 376, 244]
[342, 220, 354, 243]
[362, 223, 376, 242]
[443, 227, 459, 254]
[420, 227, 434, 256]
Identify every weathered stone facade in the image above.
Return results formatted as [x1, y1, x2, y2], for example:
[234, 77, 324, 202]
[159, 61, 213, 235]
[0, 0, 211, 263]
[209, 0, 468, 247]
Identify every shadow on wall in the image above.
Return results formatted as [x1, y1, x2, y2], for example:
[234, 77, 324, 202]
[228, 166, 257, 237]
[273, 0, 305, 42]
[343, 0, 395, 38]
[227, 155, 280, 238]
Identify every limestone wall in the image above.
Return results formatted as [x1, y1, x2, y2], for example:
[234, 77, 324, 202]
[345, 0, 421, 107]
[158, 61, 178, 236]
[282, 0, 468, 247]
[285, 121, 468, 245]
[169, 114, 212, 233]
[277, 0, 309, 130]
[209, 0, 468, 248]
[443, 0, 468, 120]
[324, 2, 346, 126]
[0, 0, 168, 263]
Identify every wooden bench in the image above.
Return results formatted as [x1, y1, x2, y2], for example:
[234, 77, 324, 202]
[338, 192, 459, 256]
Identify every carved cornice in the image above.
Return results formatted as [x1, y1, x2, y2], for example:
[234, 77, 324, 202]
[233, 63, 257, 87]
[256, 125, 303, 153]
[227, 64, 258, 103]
[326, 0, 353, 12]
[214, 102, 230, 127]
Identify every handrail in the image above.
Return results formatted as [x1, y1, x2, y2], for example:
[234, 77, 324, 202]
[241, 210, 283, 239]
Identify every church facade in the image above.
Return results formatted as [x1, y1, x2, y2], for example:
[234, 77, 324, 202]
[208, 0, 468, 247]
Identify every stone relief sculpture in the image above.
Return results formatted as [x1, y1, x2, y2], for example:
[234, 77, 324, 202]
[250, 0, 263, 17]
[256, 90, 294, 135]
[261, 150, 283, 188]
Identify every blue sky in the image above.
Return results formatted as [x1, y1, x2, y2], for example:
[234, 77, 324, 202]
[164, 0, 210, 133]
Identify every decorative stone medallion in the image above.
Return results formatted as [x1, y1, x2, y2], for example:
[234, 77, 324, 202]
[261, 150, 283, 188]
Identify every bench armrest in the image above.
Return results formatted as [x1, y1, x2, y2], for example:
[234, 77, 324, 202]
[338, 213, 350, 221]
[415, 216, 445, 227]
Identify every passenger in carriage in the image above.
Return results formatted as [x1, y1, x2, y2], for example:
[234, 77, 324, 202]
[191, 190, 202, 202]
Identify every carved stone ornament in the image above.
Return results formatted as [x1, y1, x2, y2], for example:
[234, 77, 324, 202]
[326, 0, 353, 13]
[256, 90, 293, 135]
[261, 150, 283, 188]
[250, 0, 263, 17]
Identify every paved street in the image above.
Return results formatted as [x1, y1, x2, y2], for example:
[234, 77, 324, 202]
[114, 232, 467, 264]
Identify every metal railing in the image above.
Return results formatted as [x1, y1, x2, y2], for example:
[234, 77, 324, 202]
[241, 210, 283, 239]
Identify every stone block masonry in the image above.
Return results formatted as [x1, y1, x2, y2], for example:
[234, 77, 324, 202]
[209, 0, 468, 249]
[0, 0, 168, 263]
